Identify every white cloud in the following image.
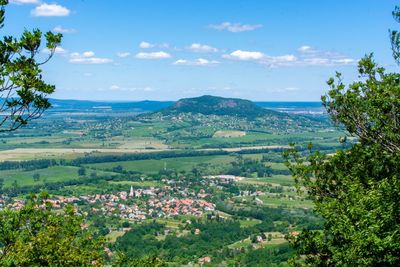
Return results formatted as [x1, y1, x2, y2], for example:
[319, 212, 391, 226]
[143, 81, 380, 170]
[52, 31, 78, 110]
[187, 43, 218, 53]
[42, 46, 67, 54]
[173, 59, 188, 65]
[143, 86, 154, 92]
[223, 50, 265, 60]
[173, 58, 219, 66]
[209, 22, 262, 33]
[270, 87, 300, 93]
[222, 46, 356, 67]
[135, 51, 171, 59]
[159, 43, 170, 49]
[302, 58, 329, 65]
[139, 41, 155, 49]
[269, 55, 297, 63]
[10, 0, 40, 5]
[223, 50, 297, 66]
[298, 45, 314, 53]
[332, 58, 356, 64]
[70, 57, 113, 64]
[82, 51, 95, 58]
[69, 52, 79, 57]
[297, 45, 357, 66]
[69, 51, 112, 64]
[107, 85, 155, 92]
[138, 41, 172, 50]
[31, 3, 70, 17]
[53, 25, 76, 34]
[117, 52, 131, 58]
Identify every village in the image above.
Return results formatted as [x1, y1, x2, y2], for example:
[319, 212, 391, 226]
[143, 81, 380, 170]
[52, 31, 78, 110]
[0, 184, 217, 220]
[0, 174, 272, 221]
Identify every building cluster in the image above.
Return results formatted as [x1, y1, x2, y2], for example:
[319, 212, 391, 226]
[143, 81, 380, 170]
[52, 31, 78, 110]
[0, 185, 215, 221]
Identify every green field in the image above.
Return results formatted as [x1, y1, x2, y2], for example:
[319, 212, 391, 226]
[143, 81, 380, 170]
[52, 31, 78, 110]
[108, 180, 163, 187]
[170, 130, 343, 148]
[239, 218, 262, 228]
[256, 195, 313, 209]
[238, 175, 295, 186]
[85, 155, 236, 174]
[1, 166, 117, 187]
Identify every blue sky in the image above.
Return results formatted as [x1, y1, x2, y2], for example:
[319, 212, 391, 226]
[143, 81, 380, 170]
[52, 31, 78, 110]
[4, 0, 399, 101]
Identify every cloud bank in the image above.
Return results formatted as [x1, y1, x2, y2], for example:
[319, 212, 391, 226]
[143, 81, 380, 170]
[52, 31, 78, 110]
[31, 3, 70, 17]
[209, 22, 262, 32]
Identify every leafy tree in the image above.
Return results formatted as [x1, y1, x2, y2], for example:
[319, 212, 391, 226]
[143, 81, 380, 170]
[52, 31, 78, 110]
[112, 165, 124, 172]
[391, 5, 400, 64]
[0, 0, 61, 132]
[33, 173, 40, 182]
[0, 192, 105, 266]
[121, 221, 130, 228]
[284, 9, 400, 266]
[11, 179, 17, 189]
[112, 253, 165, 267]
[78, 167, 86, 176]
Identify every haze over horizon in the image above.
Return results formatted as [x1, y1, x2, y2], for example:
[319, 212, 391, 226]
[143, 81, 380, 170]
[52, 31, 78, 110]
[48, 95, 323, 103]
[5, 0, 398, 101]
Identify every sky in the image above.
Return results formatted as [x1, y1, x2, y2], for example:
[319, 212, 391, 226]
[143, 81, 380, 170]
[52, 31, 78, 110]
[3, 0, 399, 101]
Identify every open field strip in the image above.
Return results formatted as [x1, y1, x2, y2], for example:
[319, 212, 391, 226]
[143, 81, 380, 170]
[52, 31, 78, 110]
[213, 130, 246, 138]
[106, 231, 125, 243]
[0, 166, 118, 187]
[0, 145, 290, 161]
[0, 148, 166, 161]
[108, 180, 163, 187]
[86, 155, 235, 174]
[237, 175, 295, 186]
[201, 145, 290, 152]
[228, 232, 287, 249]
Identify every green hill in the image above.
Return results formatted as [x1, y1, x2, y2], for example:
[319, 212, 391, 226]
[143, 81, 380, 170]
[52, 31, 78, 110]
[160, 95, 281, 118]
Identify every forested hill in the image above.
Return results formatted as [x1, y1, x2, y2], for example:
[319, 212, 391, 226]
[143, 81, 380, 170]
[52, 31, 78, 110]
[158, 95, 283, 118]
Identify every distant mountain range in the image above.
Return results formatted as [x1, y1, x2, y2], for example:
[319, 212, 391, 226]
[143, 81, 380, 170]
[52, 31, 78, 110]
[49, 99, 174, 112]
[48, 97, 324, 115]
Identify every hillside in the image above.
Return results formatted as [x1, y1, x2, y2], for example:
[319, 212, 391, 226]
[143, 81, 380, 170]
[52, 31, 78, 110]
[159, 95, 281, 118]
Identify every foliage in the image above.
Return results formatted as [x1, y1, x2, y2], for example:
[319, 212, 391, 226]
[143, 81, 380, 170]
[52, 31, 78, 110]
[0, 0, 61, 132]
[160, 95, 280, 118]
[0, 192, 105, 266]
[390, 5, 400, 64]
[78, 167, 86, 176]
[114, 220, 252, 264]
[227, 155, 273, 177]
[0, 159, 57, 171]
[235, 243, 293, 267]
[284, 56, 400, 266]
[322, 55, 400, 153]
[71, 149, 230, 165]
[112, 253, 165, 267]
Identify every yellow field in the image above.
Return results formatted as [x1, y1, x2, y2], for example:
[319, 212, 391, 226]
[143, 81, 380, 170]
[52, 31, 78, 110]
[0, 148, 165, 161]
[0, 145, 290, 161]
[213, 130, 246, 138]
[116, 139, 168, 149]
[106, 231, 125, 243]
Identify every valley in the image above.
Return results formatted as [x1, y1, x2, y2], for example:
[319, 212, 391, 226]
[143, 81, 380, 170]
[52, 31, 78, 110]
[0, 96, 345, 265]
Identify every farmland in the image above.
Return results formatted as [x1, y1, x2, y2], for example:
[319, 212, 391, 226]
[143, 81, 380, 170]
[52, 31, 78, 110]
[0, 99, 342, 265]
